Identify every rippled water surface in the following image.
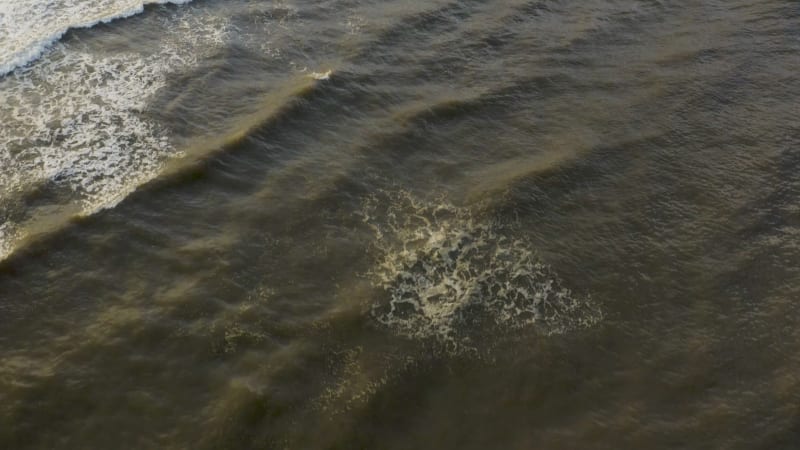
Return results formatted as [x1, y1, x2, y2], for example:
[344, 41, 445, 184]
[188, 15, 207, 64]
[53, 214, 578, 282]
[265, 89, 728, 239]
[1, 0, 799, 448]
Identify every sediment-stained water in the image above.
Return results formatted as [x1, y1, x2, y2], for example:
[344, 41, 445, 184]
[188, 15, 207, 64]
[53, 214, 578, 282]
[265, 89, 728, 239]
[1, 0, 799, 448]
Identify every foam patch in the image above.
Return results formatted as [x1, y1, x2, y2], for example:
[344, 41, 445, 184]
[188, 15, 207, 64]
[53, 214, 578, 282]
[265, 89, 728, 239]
[361, 191, 601, 351]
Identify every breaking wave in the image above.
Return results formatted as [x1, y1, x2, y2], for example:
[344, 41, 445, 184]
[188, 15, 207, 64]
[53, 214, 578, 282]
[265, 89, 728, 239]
[0, 0, 194, 76]
[361, 191, 602, 351]
[0, 6, 230, 261]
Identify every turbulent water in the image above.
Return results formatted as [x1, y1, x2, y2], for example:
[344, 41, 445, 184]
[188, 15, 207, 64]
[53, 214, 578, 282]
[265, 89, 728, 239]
[1, 0, 799, 448]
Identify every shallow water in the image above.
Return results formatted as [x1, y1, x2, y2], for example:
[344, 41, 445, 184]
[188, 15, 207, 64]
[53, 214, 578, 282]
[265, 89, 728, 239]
[1, 0, 799, 448]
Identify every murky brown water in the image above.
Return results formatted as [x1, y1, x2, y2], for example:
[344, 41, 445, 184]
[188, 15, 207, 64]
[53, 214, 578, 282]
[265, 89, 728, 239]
[1, 0, 799, 448]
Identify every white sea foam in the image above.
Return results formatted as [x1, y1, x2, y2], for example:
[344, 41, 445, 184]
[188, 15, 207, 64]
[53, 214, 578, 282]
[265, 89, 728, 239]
[309, 69, 332, 80]
[0, 5, 231, 260]
[0, 0, 194, 76]
[361, 191, 602, 352]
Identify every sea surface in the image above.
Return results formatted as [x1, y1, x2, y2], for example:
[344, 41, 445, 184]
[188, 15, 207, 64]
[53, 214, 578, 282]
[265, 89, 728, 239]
[0, 0, 799, 448]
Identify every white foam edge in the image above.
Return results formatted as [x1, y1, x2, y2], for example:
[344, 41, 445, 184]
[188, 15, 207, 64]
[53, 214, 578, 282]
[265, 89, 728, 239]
[0, 0, 195, 77]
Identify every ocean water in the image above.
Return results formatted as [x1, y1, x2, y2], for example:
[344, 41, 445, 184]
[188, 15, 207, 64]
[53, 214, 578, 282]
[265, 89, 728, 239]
[1, 0, 799, 448]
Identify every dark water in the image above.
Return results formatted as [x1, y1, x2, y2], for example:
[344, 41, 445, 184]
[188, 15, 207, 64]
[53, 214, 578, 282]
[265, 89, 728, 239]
[1, 0, 800, 448]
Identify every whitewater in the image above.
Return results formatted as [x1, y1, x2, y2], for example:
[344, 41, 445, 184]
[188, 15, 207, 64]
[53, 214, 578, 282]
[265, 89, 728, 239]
[0, 0, 193, 76]
[0, 0, 227, 261]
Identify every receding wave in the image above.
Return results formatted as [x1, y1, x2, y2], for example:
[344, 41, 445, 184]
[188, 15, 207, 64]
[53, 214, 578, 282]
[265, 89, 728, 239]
[360, 191, 602, 353]
[0, 0, 194, 76]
